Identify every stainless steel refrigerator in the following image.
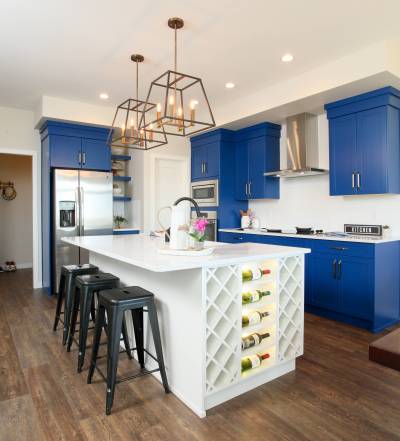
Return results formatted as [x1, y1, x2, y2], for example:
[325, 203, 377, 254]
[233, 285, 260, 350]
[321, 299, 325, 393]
[52, 169, 113, 293]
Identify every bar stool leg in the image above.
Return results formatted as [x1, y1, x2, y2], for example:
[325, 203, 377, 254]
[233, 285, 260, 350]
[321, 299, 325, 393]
[53, 273, 66, 331]
[105, 307, 124, 415]
[87, 304, 106, 384]
[67, 287, 80, 352]
[77, 286, 94, 373]
[121, 316, 133, 360]
[147, 303, 170, 393]
[62, 274, 74, 345]
[131, 308, 145, 368]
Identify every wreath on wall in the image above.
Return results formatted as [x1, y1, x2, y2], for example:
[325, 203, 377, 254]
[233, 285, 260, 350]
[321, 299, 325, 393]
[0, 182, 17, 201]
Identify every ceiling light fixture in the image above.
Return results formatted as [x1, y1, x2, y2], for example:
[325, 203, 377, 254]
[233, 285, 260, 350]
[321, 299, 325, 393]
[99, 93, 109, 100]
[225, 82, 235, 89]
[141, 17, 215, 137]
[281, 54, 294, 62]
[108, 55, 168, 150]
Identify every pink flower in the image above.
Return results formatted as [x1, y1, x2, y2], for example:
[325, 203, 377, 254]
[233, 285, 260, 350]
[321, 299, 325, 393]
[193, 218, 208, 233]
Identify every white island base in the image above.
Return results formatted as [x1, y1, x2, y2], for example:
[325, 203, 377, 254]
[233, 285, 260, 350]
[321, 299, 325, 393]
[63, 235, 309, 418]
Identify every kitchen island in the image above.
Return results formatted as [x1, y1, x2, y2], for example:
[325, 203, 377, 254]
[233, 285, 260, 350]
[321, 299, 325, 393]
[63, 234, 310, 417]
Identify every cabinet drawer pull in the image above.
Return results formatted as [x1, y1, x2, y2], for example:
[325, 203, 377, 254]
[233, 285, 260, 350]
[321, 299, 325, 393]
[332, 259, 337, 279]
[330, 246, 348, 251]
[234, 236, 243, 241]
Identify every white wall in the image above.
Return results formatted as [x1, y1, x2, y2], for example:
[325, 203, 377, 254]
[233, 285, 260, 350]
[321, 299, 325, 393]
[249, 113, 400, 236]
[0, 154, 33, 267]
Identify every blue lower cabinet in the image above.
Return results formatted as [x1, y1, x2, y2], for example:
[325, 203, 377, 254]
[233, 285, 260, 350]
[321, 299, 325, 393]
[218, 231, 399, 332]
[309, 252, 339, 311]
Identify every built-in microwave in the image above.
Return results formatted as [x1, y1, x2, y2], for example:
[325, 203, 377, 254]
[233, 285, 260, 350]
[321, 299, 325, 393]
[191, 179, 218, 207]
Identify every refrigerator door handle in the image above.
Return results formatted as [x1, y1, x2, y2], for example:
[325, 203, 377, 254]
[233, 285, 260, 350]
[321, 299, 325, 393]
[80, 186, 85, 235]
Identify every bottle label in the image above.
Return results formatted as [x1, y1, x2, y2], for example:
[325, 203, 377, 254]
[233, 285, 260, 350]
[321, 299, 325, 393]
[253, 268, 262, 280]
[247, 354, 261, 369]
[251, 291, 260, 302]
[241, 333, 260, 350]
[248, 312, 261, 326]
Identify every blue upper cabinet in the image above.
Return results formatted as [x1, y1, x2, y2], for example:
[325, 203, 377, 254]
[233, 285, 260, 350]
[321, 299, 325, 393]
[50, 135, 82, 169]
[235, 123, 281, 200]
[81, 138, 111, 171]
[40, 121, 111, 171]
[190, 135, 220, 180]
[326, 87, 400, 196]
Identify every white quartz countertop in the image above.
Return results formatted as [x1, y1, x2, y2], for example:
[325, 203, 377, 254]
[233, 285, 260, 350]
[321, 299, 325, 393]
[219, 228, 399, 244]
[62, 234, 310, 273]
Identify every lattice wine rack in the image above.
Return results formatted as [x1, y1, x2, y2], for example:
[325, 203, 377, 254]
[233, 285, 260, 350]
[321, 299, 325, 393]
[204, 255, 304, 397]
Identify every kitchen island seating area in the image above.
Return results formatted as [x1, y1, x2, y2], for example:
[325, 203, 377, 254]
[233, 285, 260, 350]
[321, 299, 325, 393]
[52, 263, 169, 415]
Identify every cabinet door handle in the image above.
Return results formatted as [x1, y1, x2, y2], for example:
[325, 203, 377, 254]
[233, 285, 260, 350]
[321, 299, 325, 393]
[337, 259, 342, 279]
[357, 172, 360, 189]
[248, 181, 252, 197]
[204, 162, 207, 174]
[245, 183, 248, 196]
[330, 246, 348, 251]
[82, 152, 86, 165]
[352, 172, 355, 189]
[332, 259, 337, 279]
[78, 152, 82, 165]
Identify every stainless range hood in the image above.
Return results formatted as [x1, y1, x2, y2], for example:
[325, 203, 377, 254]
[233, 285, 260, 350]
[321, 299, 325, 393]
[264, 113, 328, 178]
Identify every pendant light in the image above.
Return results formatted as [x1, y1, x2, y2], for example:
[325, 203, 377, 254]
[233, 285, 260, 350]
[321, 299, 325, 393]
[141, 17, 215, 137]
[108, 54, 168, 150]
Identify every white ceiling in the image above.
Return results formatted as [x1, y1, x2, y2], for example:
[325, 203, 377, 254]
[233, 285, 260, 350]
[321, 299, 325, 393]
[1, 0, 400, 111]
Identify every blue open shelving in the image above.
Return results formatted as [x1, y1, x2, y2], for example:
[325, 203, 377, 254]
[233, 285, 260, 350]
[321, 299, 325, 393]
[112, 154, 131, 161]
[113, 176, 132, 182]
[113, 196, 132, 202]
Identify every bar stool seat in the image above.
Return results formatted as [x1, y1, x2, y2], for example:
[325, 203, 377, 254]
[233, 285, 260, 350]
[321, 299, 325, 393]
[53, 263, 99, 345]
[87, 286, 170, 415]
[67, 273, 132, 373]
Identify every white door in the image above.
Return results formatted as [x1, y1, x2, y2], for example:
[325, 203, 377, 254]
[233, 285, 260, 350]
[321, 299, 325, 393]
[151, 156, 189, 231]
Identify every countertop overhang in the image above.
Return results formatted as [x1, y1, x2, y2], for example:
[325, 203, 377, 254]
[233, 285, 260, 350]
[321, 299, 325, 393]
[62, 234, 310, 273]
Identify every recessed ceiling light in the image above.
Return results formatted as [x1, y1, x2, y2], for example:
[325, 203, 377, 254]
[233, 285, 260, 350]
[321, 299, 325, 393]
[225, 82, 235, 89]
[281, 54, 294, 63]
[99, 93, 109, 100]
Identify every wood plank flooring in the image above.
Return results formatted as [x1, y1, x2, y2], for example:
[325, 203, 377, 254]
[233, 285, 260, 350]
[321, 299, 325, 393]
[1, 269, 400, 441]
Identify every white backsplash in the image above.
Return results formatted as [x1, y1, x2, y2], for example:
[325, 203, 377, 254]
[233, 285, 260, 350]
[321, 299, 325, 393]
[249, 113, 400, 236]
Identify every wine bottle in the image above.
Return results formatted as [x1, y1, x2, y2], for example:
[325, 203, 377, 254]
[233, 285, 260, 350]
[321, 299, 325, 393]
[242, 289, 271, 304]
[242, 268, 271, 282]
[241, 352, 270, 372]
[242, 310, 269, 327]
[241, 332, 270, 350]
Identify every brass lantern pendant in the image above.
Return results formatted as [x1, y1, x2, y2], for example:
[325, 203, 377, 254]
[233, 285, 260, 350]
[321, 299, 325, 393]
[141, 18, 216, 138]
[108, 54, 168, 151]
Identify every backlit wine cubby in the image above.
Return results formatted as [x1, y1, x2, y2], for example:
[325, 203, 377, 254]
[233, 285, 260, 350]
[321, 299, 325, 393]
[204, 255, 304, 397]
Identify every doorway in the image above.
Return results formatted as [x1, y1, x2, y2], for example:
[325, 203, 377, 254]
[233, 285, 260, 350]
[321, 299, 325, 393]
[149, 154, 190, 231]
[0, 149, 40, 287]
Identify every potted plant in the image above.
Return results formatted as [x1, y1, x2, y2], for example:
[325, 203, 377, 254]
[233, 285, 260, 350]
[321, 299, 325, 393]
[188, 218, 209, 250]
[114, 215, 127, 229]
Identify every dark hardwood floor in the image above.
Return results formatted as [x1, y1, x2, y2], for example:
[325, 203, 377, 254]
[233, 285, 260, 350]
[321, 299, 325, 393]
[1, 269, 400, 441]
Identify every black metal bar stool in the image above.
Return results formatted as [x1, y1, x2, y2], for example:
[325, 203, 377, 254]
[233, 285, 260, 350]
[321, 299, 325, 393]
[66, 273, 132, 373]
[87, 286, 170, 415]
[53, 264, 99, 345]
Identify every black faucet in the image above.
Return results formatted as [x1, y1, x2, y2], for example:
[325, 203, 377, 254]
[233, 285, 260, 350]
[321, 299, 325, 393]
[173, 197, 202, 217]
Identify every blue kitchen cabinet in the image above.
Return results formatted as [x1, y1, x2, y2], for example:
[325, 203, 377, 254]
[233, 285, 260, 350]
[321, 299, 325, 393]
[309, 252, 339, 311]
[218, 231, 399, 332]
[235, 123, 281, 200]
[81, 138, 111, 171]
[190, 140, 220, 180]
[326, 87, 400, 196]
[50, 135, 82, 169]
[41, 121, 111, 171]
[339, 255, 373, 321]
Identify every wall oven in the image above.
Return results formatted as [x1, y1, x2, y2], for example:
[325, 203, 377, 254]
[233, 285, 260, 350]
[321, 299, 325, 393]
[192, 210, 217, 242]
[190, 179, 218, 207]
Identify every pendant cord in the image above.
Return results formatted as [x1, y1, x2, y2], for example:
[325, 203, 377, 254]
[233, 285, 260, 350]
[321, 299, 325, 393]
[174, 24, 177, 113]
[136, 60, 139, 131]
